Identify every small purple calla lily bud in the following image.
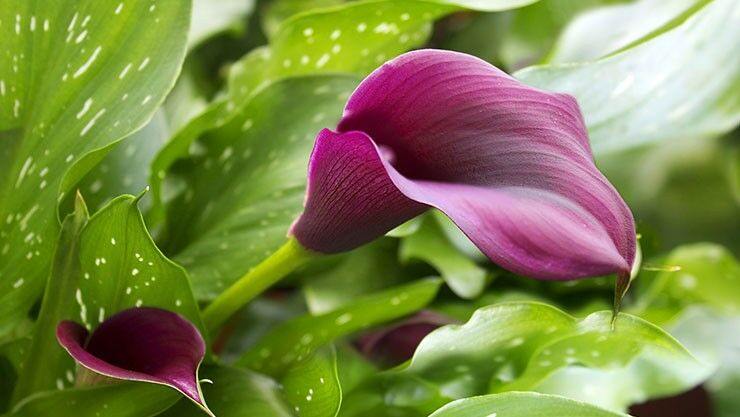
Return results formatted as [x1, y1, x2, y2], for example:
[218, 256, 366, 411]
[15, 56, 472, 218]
[57, 307, 213, 416]
[291, 49, 636, 281]
[357, 311, 454, 367]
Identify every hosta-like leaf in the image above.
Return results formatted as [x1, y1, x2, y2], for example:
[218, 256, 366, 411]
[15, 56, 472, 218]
[400, 216, 488, 299]
[304, 239, 411, 315]
[0, 0, 191, 336]
[282, 346, 342, 417]
[14, 194, 203, 402]
[238, 278, 442, 375]
[161, 75, 357, 299]
[549, 0, 701, 63]
[392, 302, 707, 412]
[7, 383, 176, 417]
[73, 195, 203, 333]
[188, 0, 254, 48]
[74, 112, 168, 212]
[12, 195, 88, 403]
[159, 365, 294, 417]
[631, 243, 740, 322]
[516, 0, 740, 153]
[429, 392, 631, 417]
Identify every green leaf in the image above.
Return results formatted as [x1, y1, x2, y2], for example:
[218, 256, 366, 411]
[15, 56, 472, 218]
[394, 302, 707, 411]
[189, 0, 254, 48]
[632, 243, 740, 322]
[429, 392, 631, 417]
[161, 75, 357, 300]
[74, 112, 169, 212]
[7, 384, 176, 417]
[262, 0, 345, 38]
[669, 311, 740, 417]
[13, 193, 203, 402]
[548, 0, 704, 63]
[158, 365, 294, 417]
[400, 216, 488, 299]
[237, 278, 443, 375]
[0, 0, 191, 336]
[11, 195, 88, 403]
[149, 0, 543, 280]
[73, 194, 203, 333]
[304, 239, 411, 314]
[282, 346, 342, 417]
[516, 0, 740, 154]
[498, 0, 625, 69]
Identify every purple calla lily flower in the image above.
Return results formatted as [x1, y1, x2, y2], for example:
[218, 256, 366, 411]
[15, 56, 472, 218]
[291, 49, 636, 281]
[57, 307, 212, 416]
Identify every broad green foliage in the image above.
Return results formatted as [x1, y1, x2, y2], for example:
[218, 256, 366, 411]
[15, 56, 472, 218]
[429, 392, 631, 417]
[73, 195, 203, 331]
[498, 0, 626, 68]
[74, 113, 169, 212]
[400, 216, 489, 299]
[549, 0, 701, 63]
[150, 0, 545, 298]
[0, 0, 191, 337]
[516, 0, 740, 153]
[162, 76, 357, 299]
[7, 383, 176, 417]
[238, 278, 442, 375]
[160, 365, 294, 417]
[189, 0, 254, 49]
[304, 240, 411, 314]
[11, 196, 88, 402]
[13, 194, 203, 403]
[282, 346, 342, 417]
[392, 303, 707, 411]
[632, 243, 740, 322]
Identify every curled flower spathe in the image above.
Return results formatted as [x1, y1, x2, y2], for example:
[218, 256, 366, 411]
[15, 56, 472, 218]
[290, 49, 636, 280]
[57, 307, 213, 416]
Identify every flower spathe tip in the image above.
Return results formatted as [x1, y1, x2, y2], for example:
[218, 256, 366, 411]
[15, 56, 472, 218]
[291, 49, 636, 281]
[57, 307, 214, 416]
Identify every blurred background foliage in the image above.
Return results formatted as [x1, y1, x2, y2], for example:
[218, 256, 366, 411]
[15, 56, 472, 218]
[2, 0, 738, 416]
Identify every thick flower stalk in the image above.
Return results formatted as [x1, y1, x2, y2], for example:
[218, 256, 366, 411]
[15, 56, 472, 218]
[57, 307, 212, 416]
[203, 49, 636, 331]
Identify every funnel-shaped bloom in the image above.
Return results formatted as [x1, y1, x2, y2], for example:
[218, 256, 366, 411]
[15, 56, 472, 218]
[291, 49, 635, 280]
[57, 307, 212, 416]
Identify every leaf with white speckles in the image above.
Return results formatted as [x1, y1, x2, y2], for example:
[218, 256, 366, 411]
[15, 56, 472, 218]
[160, 75, 359, 300]
[0, 0, 192, 337]
[237, 278, 442, 375]
[387, 302, 709, 413]
[72, 112, 169, 213]
[74, 195, 203, 333]
[11, 194, 203, 404]
[12, 195, 88, 403]
[516, 0, 740, 153]
[282, 346, 342, 417]
[428, 392, 631, 417]
[158, 365, 294, 417]
[150, 0, 541, 248]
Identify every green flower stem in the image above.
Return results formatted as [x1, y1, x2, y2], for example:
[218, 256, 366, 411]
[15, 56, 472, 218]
[203, 237, 318, 331]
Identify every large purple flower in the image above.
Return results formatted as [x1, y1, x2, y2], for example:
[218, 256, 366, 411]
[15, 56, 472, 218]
[291, 49, 635, 280]
[57, 307, 212, 415]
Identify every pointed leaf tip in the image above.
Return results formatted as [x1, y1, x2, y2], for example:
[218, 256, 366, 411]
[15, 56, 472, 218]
[57, 307, 213, 416]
